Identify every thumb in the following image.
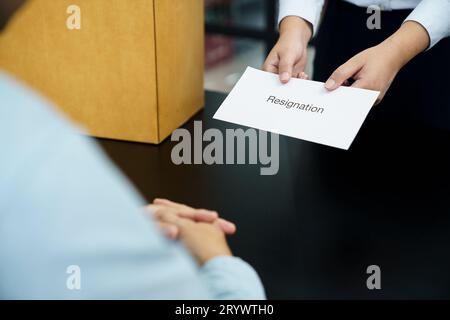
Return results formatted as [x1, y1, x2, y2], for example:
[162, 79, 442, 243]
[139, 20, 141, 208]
[278, 52, 297, 84]
[325, 58, 363, 91]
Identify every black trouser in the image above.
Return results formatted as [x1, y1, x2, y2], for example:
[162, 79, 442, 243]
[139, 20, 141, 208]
[313, 0, 450, 131]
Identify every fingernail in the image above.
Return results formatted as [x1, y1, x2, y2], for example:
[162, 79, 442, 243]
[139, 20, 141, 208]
[223, 220, 235, 228]
[208, 210, 219, 218]
[280, 72, 290, 83]
[220, 219, 236, 233]
[164, 226, 178, 238]
[325, 78, 336, 90]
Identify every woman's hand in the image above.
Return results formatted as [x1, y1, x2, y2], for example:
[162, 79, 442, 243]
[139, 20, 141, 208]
[324, 21, 430, 103]
[263, 16, 313, 83]
[146, 198, 236, 239]
[324, 43, 403, 103]
[148, 202, 233, 265]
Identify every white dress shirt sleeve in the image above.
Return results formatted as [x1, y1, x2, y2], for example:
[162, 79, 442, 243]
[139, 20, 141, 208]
[404, 0, 450, 48]
[278, 0, 325, 35]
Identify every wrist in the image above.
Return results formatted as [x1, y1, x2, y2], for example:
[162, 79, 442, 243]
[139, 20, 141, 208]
[279, 16, 312, 44]
[377, 41, 405, 73]
[383, 21, 429, 68]
[198, 250, 232, 266]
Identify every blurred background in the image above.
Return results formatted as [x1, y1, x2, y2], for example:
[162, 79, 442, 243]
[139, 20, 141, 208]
[204, 0, 315, 93]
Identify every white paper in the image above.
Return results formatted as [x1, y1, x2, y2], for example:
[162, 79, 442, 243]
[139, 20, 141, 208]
[213, 67, 380, 150]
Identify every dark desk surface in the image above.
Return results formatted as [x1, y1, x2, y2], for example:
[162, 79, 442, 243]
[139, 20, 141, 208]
[99, 91, 450, 299]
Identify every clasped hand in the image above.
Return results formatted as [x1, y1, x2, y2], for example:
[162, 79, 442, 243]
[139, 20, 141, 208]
[146, 199, 236, 265]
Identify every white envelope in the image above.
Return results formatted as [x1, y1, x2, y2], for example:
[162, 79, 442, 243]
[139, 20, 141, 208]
[213, 67, 380, 150]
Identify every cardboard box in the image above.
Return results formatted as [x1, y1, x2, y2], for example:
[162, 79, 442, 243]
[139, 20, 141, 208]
[0, 0, 204, 143]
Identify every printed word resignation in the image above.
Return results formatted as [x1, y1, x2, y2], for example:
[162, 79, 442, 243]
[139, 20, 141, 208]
[266, 96, 324, 114]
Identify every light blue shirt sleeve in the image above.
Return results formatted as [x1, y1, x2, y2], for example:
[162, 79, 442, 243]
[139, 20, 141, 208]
[0, 72, 265, 300]
[200, 257, 265, 299]
[404, 0, 450, 49]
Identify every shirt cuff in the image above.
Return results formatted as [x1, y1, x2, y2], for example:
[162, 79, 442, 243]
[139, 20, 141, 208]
[199, 256, 266, 300]
[278, 0, 325, 36]
[404, 0, 450, 49]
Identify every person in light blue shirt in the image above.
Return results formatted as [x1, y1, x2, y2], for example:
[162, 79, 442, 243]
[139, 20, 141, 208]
[0, 1, 265, 300]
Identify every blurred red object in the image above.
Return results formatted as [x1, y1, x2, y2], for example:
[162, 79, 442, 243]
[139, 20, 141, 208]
[205, 0, 234, 69]
[205, 35, 234, 69]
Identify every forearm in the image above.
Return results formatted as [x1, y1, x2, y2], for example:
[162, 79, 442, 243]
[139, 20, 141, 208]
[279, 16, 312, 44]
[383, 21, 430, 69]
[404, 0, 450, 49]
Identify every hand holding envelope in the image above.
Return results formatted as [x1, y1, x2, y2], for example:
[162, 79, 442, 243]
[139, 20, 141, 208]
[213, 67, 380, 150]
